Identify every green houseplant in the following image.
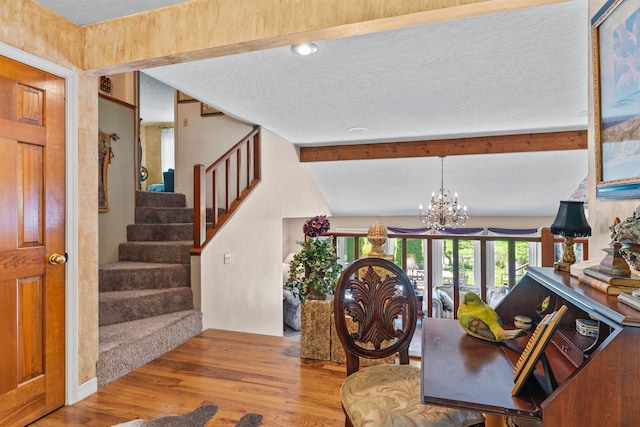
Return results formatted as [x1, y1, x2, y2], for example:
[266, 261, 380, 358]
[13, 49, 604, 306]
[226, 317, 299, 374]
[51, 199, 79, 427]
[286, 215, 342, 302]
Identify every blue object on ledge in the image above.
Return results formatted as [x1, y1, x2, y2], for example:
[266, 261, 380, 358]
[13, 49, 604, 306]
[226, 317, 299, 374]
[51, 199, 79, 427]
[163, 169, 174, 192]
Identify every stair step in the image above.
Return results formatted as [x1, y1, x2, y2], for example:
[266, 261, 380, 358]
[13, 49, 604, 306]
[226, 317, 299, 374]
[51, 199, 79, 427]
[135, 206, 218, 224]
[99, 261, 190, 291]
[127, 223, 194, 241]
[97, 310, 202, 388]
[99, 288, 194, 326]
[136, 191, 186, 208]
[118, 241, 192, 264]
[135, 207, 195, 224]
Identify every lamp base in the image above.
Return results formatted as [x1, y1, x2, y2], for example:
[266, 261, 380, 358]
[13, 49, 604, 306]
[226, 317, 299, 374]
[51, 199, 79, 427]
[555, 237, 577, 273]
[554, 262, 573, 273]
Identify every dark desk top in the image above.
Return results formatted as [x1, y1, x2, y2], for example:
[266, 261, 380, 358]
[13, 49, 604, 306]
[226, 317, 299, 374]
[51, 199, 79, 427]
[421, 318, 541, 419]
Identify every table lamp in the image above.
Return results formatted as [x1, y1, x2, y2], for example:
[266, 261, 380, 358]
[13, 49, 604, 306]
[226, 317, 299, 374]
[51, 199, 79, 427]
[550, 201, 591, 272]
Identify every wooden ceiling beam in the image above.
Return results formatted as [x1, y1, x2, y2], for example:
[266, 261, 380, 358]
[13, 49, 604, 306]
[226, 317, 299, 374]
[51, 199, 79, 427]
[299, 129, 587, 162]
[82, 0, 570, 73]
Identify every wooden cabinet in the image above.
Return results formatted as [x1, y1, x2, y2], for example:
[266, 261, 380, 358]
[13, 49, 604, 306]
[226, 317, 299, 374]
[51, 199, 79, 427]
[421, 267, 640, 427]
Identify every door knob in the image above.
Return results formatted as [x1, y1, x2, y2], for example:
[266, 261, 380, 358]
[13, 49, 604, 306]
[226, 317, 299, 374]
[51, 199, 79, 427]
[49, 253, 67, 265]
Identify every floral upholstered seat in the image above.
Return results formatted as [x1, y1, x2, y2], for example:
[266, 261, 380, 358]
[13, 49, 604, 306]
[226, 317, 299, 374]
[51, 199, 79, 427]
[334, 258, 485, 427]
[341, 364, 485, 427]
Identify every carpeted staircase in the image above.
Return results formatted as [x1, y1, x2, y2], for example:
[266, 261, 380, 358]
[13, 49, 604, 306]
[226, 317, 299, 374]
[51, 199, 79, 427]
[97, 191, 203, 388]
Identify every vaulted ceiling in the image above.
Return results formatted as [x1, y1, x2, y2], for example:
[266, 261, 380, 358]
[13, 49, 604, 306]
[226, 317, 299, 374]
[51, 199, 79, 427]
[37, 0, 590, 218]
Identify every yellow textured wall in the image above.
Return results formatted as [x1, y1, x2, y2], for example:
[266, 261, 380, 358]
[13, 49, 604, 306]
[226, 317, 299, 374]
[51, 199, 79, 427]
[140, 124, 170, 189]
[1, 0, 99, 387]
[0, 0, 83, 68]
[83, 0, 566, 74]
[77, 74, 100, 384]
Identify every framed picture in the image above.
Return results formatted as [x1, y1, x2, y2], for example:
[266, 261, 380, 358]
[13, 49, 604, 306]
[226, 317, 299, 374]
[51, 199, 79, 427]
[201, 102, 224, 117]
[176, 90, 197, 103]
[593, 0, 640, 199]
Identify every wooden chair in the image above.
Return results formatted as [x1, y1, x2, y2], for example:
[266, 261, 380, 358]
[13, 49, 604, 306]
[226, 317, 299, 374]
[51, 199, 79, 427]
[334, 257, 485, 427]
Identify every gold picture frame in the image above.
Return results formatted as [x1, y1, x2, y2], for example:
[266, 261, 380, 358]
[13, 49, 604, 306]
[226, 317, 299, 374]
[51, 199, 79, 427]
[201, 102, 224, 117]
[593, 0, 640, 199]
[512, 305, 568, 396]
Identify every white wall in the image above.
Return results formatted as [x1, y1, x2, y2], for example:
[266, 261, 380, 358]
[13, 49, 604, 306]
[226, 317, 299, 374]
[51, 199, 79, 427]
[198, 129, 331, 335]
[98, 97, 136, 264]
[175, 102, 256, 208]
[176, 98, 330, 335]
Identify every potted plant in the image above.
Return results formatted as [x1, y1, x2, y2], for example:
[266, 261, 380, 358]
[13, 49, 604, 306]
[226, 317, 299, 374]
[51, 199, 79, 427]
[286, 215, 342, 301]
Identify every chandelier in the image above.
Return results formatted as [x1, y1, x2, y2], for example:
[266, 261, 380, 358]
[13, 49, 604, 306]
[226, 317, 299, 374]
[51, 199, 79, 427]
[418, 156, 468, 230]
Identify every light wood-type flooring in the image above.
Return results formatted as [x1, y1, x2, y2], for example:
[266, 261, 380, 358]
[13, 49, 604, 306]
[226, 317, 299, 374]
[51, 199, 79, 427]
[29, 328, 507, 427]
[31, 329, 353, 426]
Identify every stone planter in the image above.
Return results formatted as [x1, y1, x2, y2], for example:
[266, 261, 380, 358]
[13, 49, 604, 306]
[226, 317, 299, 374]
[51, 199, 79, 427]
[300, 298, 333, 360]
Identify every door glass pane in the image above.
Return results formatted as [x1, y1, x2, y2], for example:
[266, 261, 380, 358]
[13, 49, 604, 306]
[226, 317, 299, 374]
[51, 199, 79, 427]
[515, 241, 531, 282]
[359, 236, 371, 258]
[494, 241, 509, 287]
[405, 238, 424, 291]
[337, 236, 356, 267]
[458, 239, 475, 293]
[494, 241, 532, 288]
[442, 238, 454, 285]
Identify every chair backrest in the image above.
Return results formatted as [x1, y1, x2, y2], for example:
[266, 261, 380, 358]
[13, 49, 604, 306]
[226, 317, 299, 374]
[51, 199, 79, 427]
[334, 257, 417, 376]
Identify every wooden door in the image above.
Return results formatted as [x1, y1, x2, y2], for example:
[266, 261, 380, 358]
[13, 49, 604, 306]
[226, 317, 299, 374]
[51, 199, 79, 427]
[0, 56, 66, 426]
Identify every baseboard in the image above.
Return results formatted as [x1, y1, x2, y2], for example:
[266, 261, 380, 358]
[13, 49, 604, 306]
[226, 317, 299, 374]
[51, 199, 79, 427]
[77, 377, 98, 401]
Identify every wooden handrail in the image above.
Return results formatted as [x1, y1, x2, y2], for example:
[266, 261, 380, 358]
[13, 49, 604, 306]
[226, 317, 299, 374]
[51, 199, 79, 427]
[191, 125, 261, 255]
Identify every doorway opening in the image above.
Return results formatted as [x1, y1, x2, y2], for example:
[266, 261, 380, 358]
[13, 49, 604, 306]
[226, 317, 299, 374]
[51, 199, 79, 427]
[139, 72, 175, 192]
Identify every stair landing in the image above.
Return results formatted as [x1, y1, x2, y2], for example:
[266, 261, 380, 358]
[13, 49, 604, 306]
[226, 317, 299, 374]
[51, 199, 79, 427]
[97, 310, 202, 387]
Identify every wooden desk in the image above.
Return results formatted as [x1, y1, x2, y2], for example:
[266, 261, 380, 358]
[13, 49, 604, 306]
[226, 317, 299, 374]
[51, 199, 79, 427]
[421, 267, 640, 427]
[421, 318, 540, 419]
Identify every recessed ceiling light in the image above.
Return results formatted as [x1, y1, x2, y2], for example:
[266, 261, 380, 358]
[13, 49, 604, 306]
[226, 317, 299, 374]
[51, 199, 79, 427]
[291, 43, 319, 56]
[347, 127, 369, 132]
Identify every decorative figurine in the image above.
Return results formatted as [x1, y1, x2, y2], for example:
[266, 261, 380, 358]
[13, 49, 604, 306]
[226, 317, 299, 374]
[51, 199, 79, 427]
[614, 206, 640, 271]
[458, 292, 526, 342]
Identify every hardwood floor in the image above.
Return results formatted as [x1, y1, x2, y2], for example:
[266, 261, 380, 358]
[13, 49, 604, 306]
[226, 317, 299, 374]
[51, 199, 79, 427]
[31, 329, 351, 426]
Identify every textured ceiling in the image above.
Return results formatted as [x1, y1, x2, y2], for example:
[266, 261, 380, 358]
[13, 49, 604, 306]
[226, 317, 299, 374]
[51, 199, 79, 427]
[35, 0, 190, 25]
[37, 0, 590, 219]
[143, 1, 588, 146]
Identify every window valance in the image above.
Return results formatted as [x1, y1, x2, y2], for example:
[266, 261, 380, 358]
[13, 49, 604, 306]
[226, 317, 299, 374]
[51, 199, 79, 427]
[386, 227, 539, 236]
